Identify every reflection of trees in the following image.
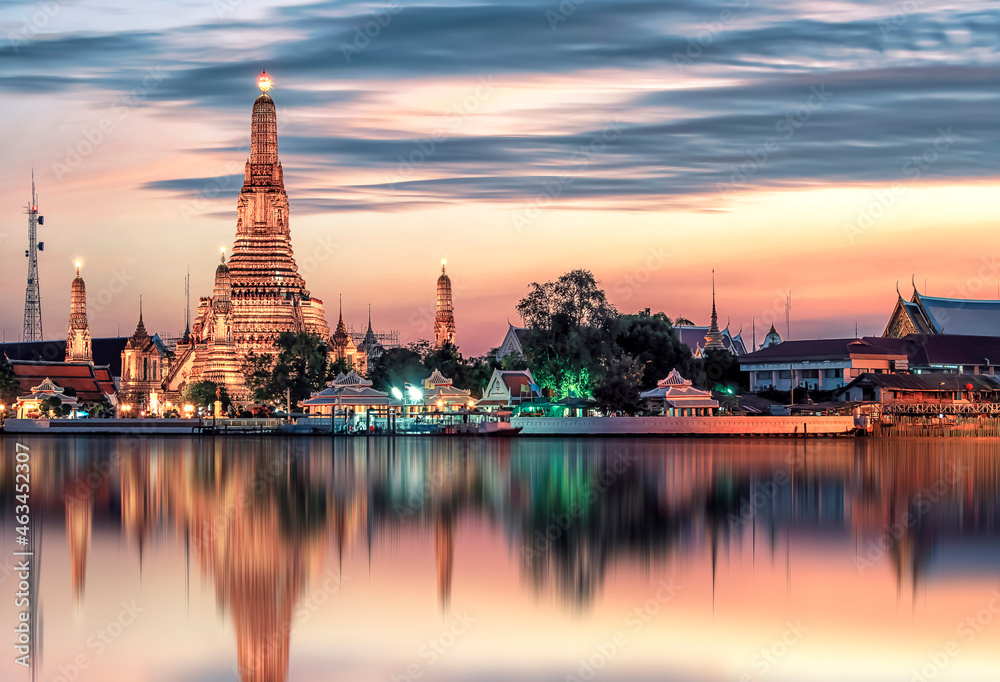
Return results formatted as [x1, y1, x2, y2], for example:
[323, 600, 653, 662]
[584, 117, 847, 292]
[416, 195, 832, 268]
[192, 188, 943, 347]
[518, 459, 681, 608]
[10, 435, 1000, 676]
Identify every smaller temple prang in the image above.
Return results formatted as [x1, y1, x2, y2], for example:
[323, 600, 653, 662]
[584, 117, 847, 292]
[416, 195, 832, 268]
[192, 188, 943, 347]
[66, 263, 93, 363]
[434, 260, 456, 348]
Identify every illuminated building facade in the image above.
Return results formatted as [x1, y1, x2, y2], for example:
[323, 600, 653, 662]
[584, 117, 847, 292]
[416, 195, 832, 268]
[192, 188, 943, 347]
[119, 304, 173, 411]
[162, 72, 330, 401]
[331, 298, 367, 372]
[434, 261, 456, 348]
[65, 264, 92, 363]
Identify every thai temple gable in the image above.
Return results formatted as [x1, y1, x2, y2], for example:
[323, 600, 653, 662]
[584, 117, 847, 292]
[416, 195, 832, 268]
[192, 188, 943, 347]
[883, 285, 1000, 339]
[760, 323, 782, 349]
[434, 261, 456, 348]
[66, 264, 93, 363]
[496, 323, 527, 360]
[421, 369, 471, 407]
[657, 369, 691, 388]
[424, 369, 452, 389]
[479, 369, 540, 407]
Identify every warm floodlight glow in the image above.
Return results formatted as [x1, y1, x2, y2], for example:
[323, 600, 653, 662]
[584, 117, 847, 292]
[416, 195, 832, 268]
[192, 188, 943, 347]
[258, 71, 272, 92]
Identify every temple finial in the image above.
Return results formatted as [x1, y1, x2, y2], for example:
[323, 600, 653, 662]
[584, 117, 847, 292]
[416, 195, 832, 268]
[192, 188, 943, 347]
[139, 295, 143, 323]
[258, 69, 272, 93]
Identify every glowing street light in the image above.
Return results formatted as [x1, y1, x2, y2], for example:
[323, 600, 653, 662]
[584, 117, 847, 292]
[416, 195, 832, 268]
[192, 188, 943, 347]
[391, 387, 403, 401]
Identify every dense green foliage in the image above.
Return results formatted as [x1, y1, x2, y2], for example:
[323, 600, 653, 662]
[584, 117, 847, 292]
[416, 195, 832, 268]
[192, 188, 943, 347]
[512, 269, 742, 413]
[368, 341, 498, 397]
[183, 380, 232, 411]
[241, 332, 337, 406]
[0, 357, 19, 407]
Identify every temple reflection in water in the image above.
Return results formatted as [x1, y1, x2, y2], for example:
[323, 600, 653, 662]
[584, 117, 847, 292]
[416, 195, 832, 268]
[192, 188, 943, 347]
[3, 436, 1000, 681]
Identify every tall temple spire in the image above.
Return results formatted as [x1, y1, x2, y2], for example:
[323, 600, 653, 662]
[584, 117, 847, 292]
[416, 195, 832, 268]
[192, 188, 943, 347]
[66, 262, 93, 363]
[176, 71, 330, 402]
[434, 259, 456, 348]
[704, 269, 725, 351]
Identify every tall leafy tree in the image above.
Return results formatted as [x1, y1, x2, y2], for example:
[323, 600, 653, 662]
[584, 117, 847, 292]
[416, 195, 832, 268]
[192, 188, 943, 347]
[516, 270, 617, 399]
[183, 381, 232, 411]
[240, 332, 336, 406]
[0, 357, 20, 407]
[368, 346, 427, 393]
[610, 313, 696, 389]
[593, 355, 645, 415]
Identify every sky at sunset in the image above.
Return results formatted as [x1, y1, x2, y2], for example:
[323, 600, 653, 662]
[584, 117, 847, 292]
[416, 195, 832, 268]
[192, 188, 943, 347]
[1, 0, 999, 355]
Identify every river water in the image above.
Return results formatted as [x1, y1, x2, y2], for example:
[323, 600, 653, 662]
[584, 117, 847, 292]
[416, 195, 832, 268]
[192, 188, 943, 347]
[1, 435, 998, 682]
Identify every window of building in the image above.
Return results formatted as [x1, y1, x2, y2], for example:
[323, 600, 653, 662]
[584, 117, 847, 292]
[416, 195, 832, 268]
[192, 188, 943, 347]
[778, 370, 791, 379]
[824, 369, 842, 379]
[756, 371, 771, 380]
[802, 370, 819, 379]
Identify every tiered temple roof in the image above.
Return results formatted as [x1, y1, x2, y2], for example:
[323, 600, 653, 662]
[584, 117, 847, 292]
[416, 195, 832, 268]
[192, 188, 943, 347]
[884, 286, 1000, 338]
[183, 72, 331, 400]
[639, 369, 719, 411]
[422, 369, 472, 407]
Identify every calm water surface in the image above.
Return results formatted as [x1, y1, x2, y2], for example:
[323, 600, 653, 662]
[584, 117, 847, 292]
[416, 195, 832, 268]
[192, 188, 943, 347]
[2, 435, 999, 682]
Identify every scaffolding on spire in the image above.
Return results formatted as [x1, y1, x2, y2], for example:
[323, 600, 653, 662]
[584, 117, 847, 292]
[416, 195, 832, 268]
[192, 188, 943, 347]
[23, 172, 44, 342]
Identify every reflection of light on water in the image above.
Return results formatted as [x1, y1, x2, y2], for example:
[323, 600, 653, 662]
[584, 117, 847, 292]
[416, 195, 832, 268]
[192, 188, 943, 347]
[5, 437, 1000, 681]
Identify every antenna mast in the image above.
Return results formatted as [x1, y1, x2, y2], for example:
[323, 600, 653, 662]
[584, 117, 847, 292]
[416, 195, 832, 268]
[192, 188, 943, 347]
[184, 265, 191, 334]
[22, 172, 44, 342]
[785, 290, 791, 341]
